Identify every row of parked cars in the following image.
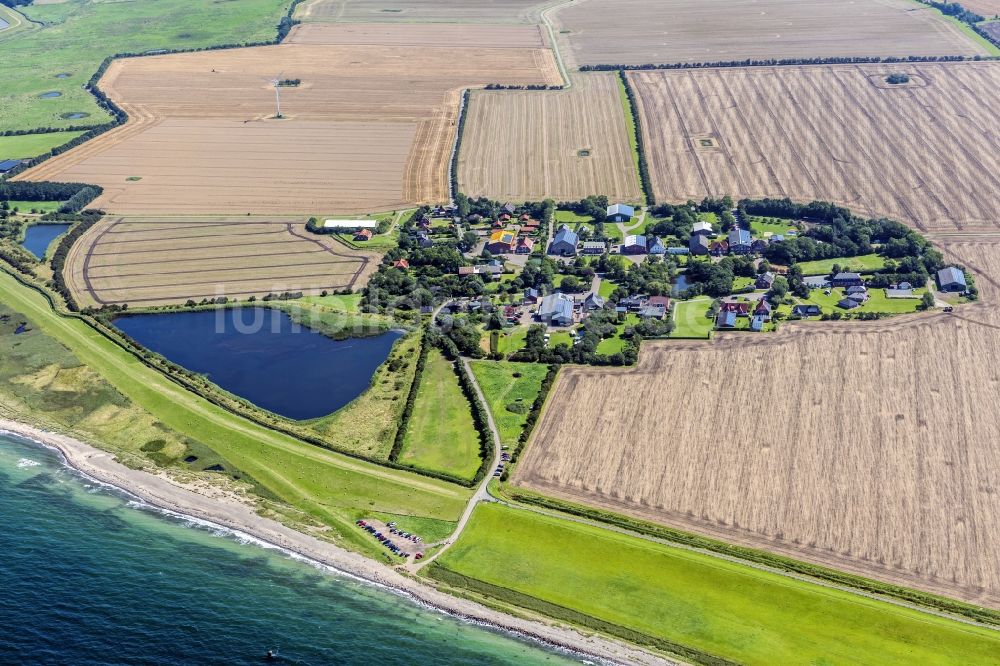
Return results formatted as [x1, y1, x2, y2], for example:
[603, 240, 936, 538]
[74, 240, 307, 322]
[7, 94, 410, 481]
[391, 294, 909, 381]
[493, 451, 512, 477]
[356, 520, 423, 559]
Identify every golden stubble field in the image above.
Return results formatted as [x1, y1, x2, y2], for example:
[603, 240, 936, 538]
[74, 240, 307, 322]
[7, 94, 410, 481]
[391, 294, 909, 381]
[295, 0, 550, 23]
[16, 24, 560, 215]
[517, 239, 1000, 608]
[629, 62, 1000, 232]
[65, 217, 379, 307]
[550, 0, 988, 67]
[458, 72, 642, 203]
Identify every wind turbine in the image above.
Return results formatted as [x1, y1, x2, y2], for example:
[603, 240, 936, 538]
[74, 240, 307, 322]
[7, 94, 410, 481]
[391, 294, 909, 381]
[268, 72, 285, 119]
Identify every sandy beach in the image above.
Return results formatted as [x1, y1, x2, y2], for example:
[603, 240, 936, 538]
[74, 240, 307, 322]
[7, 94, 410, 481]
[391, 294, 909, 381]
[0, 418, 677, 666]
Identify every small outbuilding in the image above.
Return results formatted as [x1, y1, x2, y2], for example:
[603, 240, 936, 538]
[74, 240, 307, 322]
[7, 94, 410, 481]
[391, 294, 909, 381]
[936, 266, 967, 292]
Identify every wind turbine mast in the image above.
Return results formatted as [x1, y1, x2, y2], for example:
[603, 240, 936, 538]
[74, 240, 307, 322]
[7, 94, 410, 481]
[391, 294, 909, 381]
[271, 72, 284, 119]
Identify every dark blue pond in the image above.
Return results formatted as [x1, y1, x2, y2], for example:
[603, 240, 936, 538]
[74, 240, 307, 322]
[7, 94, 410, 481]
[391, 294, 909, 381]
[21, 223, 71, 259]
[114, 308, 402, 420]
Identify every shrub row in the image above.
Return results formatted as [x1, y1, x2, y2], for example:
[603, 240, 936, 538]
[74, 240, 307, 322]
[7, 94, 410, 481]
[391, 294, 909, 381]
[50, 214, 102, 310]
[433, 332, 495, 484]
[0, 181, 102, 202]
[449, 89, 471, 201]
[425, 565, 736, 666]
[617, 71, 655, 205]
[504, 487, 1000, 627]
[580, 54, 996, 72]
[388, 330, 430, 462]
[501, 364, 558, 481]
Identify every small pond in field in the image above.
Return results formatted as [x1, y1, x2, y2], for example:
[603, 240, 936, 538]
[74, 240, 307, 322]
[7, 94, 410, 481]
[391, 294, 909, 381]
[55, 72, 72, 79]
[60, 112, 89, 119]
[113, 308, 402, 420]
[21, 223, 71, 259]
[38, 91, 62, 99]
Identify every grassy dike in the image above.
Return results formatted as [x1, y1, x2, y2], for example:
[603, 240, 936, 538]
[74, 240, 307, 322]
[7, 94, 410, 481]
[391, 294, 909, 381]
[429, 503, 1000, 666]
[0, 269, 470, 555]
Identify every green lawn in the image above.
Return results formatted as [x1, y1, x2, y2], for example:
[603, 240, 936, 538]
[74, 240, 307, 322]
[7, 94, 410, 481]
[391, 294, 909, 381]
[433, 503, 1000, 666]
[399, 348, 481, 481]
[750, 216, 796, 237]
[6, 200, 63, 213]
[796, 254, 885, 275]
[1, 0, 288, 132]
[0, 270, 470, 556]
[547, 330, 574, 348]
[0, 131, 85, 159]
[671, 297, 713, 338]
[298, 292, 363, 313]
[468, 361, 548, 449]
[597, 278, 619, 299]
[802, 287, 925, 315]
[596, 333, 627, 354]
[614, 73, 643, 204]
[553, 210, 591, 224]
[734, 276, 756, 290]
[490, 326, 528, 356]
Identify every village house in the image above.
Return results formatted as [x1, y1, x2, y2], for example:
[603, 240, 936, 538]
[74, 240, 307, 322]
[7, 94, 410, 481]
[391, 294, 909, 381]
[606, 203, 635, 222]
[831, 272, 864, 288]
[720, 301, 751, 316]
[709, 239, 729, 256]
[486, 229, 517, 254]
[515, 237, 535, 254]
[715, 310, 737, 328]
[691, 220, 714, 237]
[689, 234, 710, 255]
[393, 258, 409, 270]
[354, 228, 373, 241]
[581, 240, 606, 255]
[754, 299, 772, 320]
[838, 297, 861, 309]
[750, 238, 768, 255]
[647, 236, 667, 255]
[537, 293, 575, 327]
[640, 295, 671, 319]
[728, 228, 752, 254]
[755, 271, 776, 290]
[549, 225, 579, 256]
[583, 292, 606, 311]
[622, 234, 648, 255]
[523, 288, 540, 304]
[792, 304, 821, 317]
[936, 266, 967, 292]
[750, 314, 766, 332]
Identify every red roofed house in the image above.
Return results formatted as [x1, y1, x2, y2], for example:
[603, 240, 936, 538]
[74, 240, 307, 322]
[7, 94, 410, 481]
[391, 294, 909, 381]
[354, 229, 373, 241]
[515, 237, 535, 254]
[393, 259, 410, 269]
[720, 301, 751, 316]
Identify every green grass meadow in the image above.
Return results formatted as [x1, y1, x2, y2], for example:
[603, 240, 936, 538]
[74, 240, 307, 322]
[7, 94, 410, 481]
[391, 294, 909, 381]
[670, 297, 713, 338]
[433, 503, 1000, 666]
[796, 253, 885, 275]
[0, 131, 85, 159]
[469, 361, 548, 449]
[399, 348, 481, 481]
[0, 271, 470, 556]
[0, 0, 288, 132]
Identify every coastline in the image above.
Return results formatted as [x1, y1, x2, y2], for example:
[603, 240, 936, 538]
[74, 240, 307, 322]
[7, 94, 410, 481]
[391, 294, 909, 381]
[0, 418, 677, 666]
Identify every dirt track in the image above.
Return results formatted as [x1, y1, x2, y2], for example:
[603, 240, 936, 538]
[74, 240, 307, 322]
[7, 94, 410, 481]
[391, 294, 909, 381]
[517, 239, 1000, 609]
[16, 27, 560, 215]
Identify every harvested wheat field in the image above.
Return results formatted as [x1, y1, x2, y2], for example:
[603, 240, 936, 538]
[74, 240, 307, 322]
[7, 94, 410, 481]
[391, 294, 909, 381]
[287, 22, 547, 47]
[517, 241, 1000, 608]
[17, 27, 560, 215]
[550, 0, 987, 68]
[295, 0, 549, 24]
[458, 72, 641, 203]
[65, 217, 379, 307]
[629, 62, 1000, 232]
[961, 0, 1000, 16]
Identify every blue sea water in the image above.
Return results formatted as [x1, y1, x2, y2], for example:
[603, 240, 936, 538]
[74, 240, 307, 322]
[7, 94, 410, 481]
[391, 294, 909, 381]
[113, 309, 402, 420]
[0, 433, 581, 666]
